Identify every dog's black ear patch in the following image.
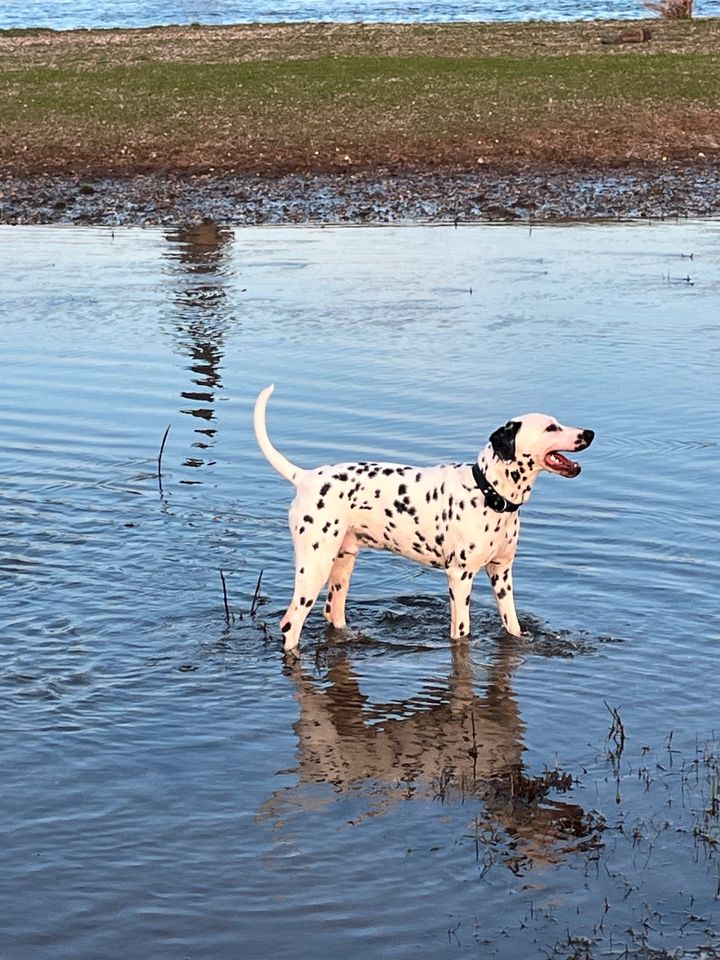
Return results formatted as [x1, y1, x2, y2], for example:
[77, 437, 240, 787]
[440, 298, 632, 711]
[489, 420, 521, 462]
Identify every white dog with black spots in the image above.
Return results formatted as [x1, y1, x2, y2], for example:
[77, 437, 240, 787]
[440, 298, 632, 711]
[254, 385, 594, 654]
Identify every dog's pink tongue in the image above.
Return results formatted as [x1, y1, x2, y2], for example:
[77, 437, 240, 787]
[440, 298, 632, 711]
[546, 451, 581, 476]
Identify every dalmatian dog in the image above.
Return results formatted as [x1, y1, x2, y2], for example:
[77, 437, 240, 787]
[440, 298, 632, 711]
[254, 385, 594, 653]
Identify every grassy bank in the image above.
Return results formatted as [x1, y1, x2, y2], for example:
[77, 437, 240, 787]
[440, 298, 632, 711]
[1, 20, 720, 174]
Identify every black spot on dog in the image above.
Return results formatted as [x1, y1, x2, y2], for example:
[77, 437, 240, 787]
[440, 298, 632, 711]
[281, 622, 291, 633]
[320, 482, 331, 496]
[316, 499, 325, 510]
[333, 472, 348, 481]
[303, 514, 313, 524]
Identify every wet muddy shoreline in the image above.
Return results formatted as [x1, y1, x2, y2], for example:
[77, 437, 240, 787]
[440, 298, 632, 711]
[3, 163, 720, 225]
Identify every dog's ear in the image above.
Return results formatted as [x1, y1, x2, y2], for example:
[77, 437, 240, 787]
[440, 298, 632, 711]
[489, 420, 521, 462]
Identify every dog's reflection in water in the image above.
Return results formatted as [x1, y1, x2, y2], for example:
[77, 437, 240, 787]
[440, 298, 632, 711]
[263, 638, 603, 872]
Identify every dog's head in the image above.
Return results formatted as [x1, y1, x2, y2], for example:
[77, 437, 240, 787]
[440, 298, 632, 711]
[490, 414, 594, 477]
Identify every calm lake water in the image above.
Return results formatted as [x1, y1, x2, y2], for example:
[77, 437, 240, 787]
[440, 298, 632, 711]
[4, 0, 720, 29]
[1, 222, 719, 959]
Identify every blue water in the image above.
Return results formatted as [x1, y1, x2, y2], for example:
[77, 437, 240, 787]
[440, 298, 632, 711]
[1, 222, 719, 959]
[3, 0, 720, 30]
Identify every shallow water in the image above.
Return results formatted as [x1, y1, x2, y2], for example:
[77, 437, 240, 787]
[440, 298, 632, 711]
[4, 0, 720, 29]
[1, 222, 719, 959]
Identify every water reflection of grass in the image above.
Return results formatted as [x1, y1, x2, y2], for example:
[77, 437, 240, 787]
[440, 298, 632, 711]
[1, 21, 720, 173]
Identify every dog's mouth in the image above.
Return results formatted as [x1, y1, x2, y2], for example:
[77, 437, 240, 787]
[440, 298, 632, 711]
[544, 450, 582, 477]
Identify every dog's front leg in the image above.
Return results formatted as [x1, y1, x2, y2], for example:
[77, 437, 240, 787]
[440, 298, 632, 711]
[486, 560, 521, 636]
[446, 568, 474, 639]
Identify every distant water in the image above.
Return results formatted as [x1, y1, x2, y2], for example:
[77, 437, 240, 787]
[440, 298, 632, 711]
[3, 0, 720, 30]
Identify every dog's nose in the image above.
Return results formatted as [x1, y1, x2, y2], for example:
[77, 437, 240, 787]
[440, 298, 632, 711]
[579, 429, 595, 447]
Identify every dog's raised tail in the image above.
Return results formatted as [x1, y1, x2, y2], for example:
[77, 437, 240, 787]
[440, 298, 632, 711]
[253, 384, 302, 485]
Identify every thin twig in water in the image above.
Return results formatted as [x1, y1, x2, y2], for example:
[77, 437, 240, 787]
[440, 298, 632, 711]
[157, 424, 171, 494]
[220, 569, 231, 623]
[605, 701, 626, 758]
[250, 569, 264, 617]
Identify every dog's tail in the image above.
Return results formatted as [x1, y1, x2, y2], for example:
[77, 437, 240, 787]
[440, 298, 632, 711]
[253, 384, 302, 485]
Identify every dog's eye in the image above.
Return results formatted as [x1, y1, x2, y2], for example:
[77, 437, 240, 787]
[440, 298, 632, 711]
[545, 424, 560, 432]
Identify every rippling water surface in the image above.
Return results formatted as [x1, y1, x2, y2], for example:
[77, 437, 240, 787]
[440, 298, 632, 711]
[4, 0, 720, 29]
[1, 222, 719, 959]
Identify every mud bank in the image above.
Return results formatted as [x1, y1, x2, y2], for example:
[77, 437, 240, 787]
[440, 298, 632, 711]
[2, 164, 720, 225]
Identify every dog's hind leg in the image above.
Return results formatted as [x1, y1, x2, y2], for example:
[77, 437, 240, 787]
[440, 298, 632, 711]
[280, 511, 348, 652]
[323, 532, 359, 629]
[280, 555, 336, 652]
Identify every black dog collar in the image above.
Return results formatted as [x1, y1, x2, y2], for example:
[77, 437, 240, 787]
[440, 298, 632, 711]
[472, 463, 521, 513]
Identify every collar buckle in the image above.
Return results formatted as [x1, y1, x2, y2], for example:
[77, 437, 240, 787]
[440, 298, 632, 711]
[485, 489, 509, 513]
[472, 462, 521, 513]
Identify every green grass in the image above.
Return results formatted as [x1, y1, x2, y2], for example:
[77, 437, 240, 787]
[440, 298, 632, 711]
[4, 53, 720, 123]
